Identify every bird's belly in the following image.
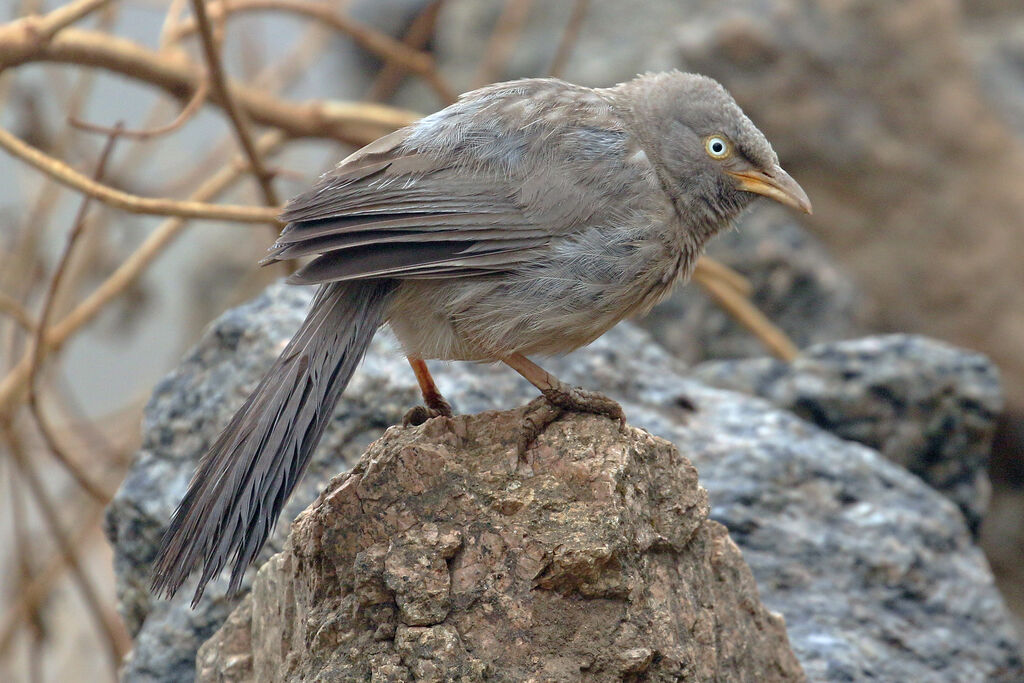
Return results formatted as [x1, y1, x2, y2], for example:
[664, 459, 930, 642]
[387, 245, 690, 361]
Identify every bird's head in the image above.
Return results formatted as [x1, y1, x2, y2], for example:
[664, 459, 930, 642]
[618, 71, 811, 227]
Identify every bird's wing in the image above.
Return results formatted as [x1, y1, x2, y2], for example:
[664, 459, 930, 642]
[266, 79, 638, 285]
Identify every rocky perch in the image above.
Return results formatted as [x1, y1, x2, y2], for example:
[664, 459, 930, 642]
[196, 412, 802, 681]
[106, 283, 1024, 681]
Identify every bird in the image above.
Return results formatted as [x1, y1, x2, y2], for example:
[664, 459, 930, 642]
[151, 70, 811, 605]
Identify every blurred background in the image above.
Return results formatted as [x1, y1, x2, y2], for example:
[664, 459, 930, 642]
[1, 0, 1023, 679]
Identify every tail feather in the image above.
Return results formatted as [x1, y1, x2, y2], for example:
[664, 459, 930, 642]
[151, 280, 395, 605]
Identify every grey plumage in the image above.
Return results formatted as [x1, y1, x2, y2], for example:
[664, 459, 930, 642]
[152, 281, 395, 604]
[152, 71, 811, 603]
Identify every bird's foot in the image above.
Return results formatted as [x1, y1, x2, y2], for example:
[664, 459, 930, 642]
[518, 386, 627, 458]
[402, 395, 454, 427]
[541, 385, 627, 429]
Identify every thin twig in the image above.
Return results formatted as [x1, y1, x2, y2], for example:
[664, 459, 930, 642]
[0, 124, 281, 223]
[173, 0, 456, 103]
[25, 126, 124, 504]
[1, 422, 125, 680]
[475, 0, 534, 88]
[190, 0, 280, 208]
[8, 459, 44, 683]
[15, 0, 114, 42]
[546, 0, 589, 78]
[0, 25, 421, 145]
[0, 292, 37, 333]
[696, 267, 799, 361]
[692, 256, 753, 298]
[69, 78, 210, 140]
[0, 491, 108, 659]
[0, 131, 288, 416]
[159, 0, 191, 49]
[1, 3, 119, 354]
[367, 0, 444, 102]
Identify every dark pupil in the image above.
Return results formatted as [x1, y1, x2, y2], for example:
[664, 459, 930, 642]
[712, 141, 723, 153]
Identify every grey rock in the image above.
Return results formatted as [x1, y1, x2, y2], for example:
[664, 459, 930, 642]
[969, 17, 1024, 139]
[640, 205, 863, 364]
[107, 283, 1023, 681]
[690, 336, 1002, 533]
[106, 285, 411, 681]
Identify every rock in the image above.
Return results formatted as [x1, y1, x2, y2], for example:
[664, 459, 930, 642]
[105, 285, 411, 681]
[430, 0, 1024, 459]
[690, 335, 1002, 533]
[195, 411, 804, 681]
[639, 205, 862, 365]
[431, 0, 687, 90]
[107, 283, 1024, 681]
[661, 0, 1024, 414]
[969, 15, 1024, 138]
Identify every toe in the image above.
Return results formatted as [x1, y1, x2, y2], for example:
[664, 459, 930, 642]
[402, 405, 432, 427]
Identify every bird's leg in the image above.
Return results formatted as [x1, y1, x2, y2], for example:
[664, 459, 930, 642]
[503, 353, 626, 453]
[403, 356, 454, 426]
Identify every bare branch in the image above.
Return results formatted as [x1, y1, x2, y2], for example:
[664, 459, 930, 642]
[0, 124, 281, 223]
[172, 0, 456, 103]
[69, 78, 210, 140]
[694, 265, 799, 361]
[0, 493, 107, 659]
[14, 0, 114, 42]
[475, 0, 534, 88]
[26, 126, 123, 504]
[0, 292, 37, 333]
[190, 0, 280, 207]
[0, 131, 288, 416]
[0, 26, 421, 145]
[367, 0, 444, 102]
[547, 0, 589, 78]
[2, 423, 126, 679]
[692, 257, 753, 298]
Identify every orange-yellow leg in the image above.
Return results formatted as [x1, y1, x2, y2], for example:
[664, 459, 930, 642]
[403, 356, 454, 426]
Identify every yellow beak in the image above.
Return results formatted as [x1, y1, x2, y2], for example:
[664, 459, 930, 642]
[727, 165, 813, 215]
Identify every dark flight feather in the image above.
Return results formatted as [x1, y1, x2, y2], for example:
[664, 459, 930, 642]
[151, 281, 395, 605]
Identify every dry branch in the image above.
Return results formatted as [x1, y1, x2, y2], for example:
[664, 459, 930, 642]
[2, 423, 125, 680]
[0, 293, 36, 334]
[0, 124, 281, 223]
[69, 78, 209, 140]
[0, 131, 288, 417]
[13, 0, 114, 42]
[695, 265, 799, 361]
[26, 127, 122, 504]
[475, 0, 534, 87]
[189, 0, 279, 207]
[171, 0, 456, 103]
[547, 0, 589, 78]
[0, 26, 420, 145]
[367, 0, 445, 102]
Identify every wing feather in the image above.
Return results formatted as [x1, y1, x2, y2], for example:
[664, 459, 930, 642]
[268, 78, 635, 284]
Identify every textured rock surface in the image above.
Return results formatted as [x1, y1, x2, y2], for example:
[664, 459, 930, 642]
[195, 412, 804, 682]
[640, 205, 862, 365]
[107, 284, 1024, 681]
[691, 335, 1002, 532]
[970, 15, 1024, 137]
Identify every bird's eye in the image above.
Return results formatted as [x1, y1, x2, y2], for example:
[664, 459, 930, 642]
[705, 135, 731, 159]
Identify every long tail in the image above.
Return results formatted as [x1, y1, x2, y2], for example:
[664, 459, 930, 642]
[151, 280, 395, 605]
